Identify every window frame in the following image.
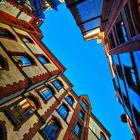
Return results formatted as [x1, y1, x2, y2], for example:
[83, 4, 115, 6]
[18, 33, 34, 44]
[74, 122, 82, 138]
[115, 15, 128, 44]
[0, 28, 16, 40]
[79, 110, 85, 121]
[81, 100, 88, 111]
[57, 104, 69, 120]
[100, 132, 107, 140]
[52, 80, 63, 91]
[12, 53, 35, 67]
[66, 95, 73, 106]
[37, 55, 50, 64]
[38, 86, 55, 102]
[41, 118, 61, 140]
[5, 99, 35, 127]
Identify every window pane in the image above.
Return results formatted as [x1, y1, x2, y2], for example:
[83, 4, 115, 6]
[101, 133, 107, 140]
[37, 56, 48, 64]
[57, 105, 68, 119]
[9, 99, 33, 124]
[133, 51, 140, 84]
[42, 121, 58, 139]
[74, 123, 81, 136]
[19, 34, 34, 43]
[52, 81, 62, 90]
[81, 101, 88, 110]
[79, 111, 85, 120]
[13, 55, 32, 67]
[115, 16, 128, 44]
[66, 96, 73, 105]
[39, 87, 53, 101]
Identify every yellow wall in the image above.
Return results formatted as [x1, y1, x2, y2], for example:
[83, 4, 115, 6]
[0, 1, 32, 22]
[88, 117, 110, 140]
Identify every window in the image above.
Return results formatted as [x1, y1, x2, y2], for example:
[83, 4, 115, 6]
[124, 4, 135, 36]
[124, 66, 137, 87]
[12, 55, 34, 67]
[18, 34, 34, 43]
[42, 118, 61, 140]
[115, 64, 123, 79]
[123, 94, 131, 111]
[81, 100, 88, 110]
[132, 104, 140, 127]
[66, 96, 73, 106]
[101, 133, 107, 140]
[39, 86, 54, 101]
[74, 122, 82, 137]
[52, 80, 62, 90]
[0, 56, 6, 70]
[37, 56, 49, 64]
[5, 99, 35, 126]
[0, 28, 16, 40]
[79, 110, 85, 120]
[57, 104, 69, 119]
[108, 32, 116, 49]
[115, 16, 128, 44]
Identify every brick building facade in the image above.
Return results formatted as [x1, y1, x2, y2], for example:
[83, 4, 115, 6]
[0, 0, 111, 140]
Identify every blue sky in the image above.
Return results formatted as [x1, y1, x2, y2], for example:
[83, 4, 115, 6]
[41, 4, 132, 140]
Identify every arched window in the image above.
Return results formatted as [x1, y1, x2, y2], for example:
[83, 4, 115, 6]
[5, 99, 35, 126]
[38, 86, 55, 101]
[66, 95, 73, 106]
[0, 28, 16, 40]
[0, 56, 6, 70]
[52, 80, 63, 90]
[79, 110, 85, 120]
[42, 118, 61, 140]
[57, 104, 69, 119]
[101, 133, 107, 140]
[27, 95, 40, 110]
[81, 100, 88, 110]
[74, 122, 82, 137]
